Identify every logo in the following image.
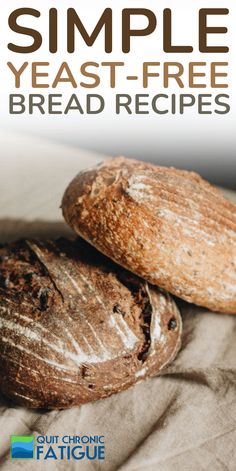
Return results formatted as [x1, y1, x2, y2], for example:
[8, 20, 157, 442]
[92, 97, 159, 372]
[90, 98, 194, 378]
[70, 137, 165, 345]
[11, 436, 34, 459]
[9, 435, 105, 461]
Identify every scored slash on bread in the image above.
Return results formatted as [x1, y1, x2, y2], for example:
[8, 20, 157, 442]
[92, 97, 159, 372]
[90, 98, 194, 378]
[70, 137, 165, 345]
[62, 157, 236, 314]
[0, 238, 181, 409]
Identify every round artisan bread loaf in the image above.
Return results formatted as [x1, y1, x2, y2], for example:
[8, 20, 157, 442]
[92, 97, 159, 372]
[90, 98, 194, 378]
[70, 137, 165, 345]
[0, 238, 181, 409]
[62, 157, 236, 314]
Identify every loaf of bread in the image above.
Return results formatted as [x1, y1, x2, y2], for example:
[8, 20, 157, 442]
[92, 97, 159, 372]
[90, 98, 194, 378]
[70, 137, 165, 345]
[62, 157, 236, 314]
[0, 238, 182, 409]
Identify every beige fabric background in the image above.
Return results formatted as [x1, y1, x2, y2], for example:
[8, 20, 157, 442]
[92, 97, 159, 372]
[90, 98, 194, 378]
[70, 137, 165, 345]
[0, 133, 235, 471]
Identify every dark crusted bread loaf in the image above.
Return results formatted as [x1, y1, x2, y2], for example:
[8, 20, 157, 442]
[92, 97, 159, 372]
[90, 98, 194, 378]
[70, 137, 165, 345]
[0, 238, 181, 409]
[62, 157, 236, 314]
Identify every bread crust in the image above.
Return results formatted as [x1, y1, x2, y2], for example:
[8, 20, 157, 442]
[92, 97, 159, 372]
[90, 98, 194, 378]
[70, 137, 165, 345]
[0, 238, 181, 408]
[62, 157, 236, 314]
